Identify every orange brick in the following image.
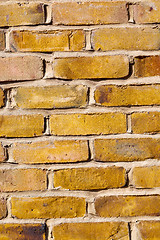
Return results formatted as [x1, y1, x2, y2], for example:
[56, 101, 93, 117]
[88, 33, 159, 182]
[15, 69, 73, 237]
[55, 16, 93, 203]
[94, 138, 160, 162]
[132, 166, 160, 188]
[0, 88, 4, 108]
[95, 195, 160, 217]
[10, 30, 85, 52]
[54, 167, 126, 190]
[94, 84, 160, 106]
[0, 169, 46, 192]
[134, 0, 160, 23]
[137, 221, 160, 239]
[0, 114, 44, 137]
[12, 85, 88, 109]
[11, 196, 86, 219]
[52, 2, 128, 25]
[0, 56, 43, 82]
[50, 113, 126, 135]
[53, 222, 129, 240]
[134, 55, 160, 78]
[0, 3, 45, 26]
[132, 112, 160, 134]
[0, 31, 5, 51]
[0, 198, 7, 219]
[53, 55, 129, 79]
[92, 27, 160, 51]
[12, 140, 89, 164]
[0, 224, 46, 240]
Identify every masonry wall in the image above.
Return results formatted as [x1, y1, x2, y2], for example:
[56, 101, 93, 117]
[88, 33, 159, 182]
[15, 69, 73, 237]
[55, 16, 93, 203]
[0, 0, 159, 239]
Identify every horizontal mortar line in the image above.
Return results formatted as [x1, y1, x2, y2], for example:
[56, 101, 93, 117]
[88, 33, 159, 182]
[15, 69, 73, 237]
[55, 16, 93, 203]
[2, 133, 160, 143]
[2, 160, 160, 171]
[7, 23, 160, 31]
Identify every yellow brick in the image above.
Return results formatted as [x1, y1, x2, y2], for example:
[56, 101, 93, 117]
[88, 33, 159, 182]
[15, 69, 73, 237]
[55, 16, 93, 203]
[132, 112, 160, 134]
[0, 224, 46, 240]
[0, 88, 4, 108]
[0, 199, 7, 219]
[0, 3, 45, 26]
[50, 113, 126, 135]
[132, 166, 160, 188]
[0, 143, 5, 163]
[134, 0, 160, 23]
[12, 140, 89, 164]
[53, 222, 129, 240]
[95, 138, 160, 162]
[0, 31, 5, 51]
[54, 167, 126, 190]
[0, 114, 44, 137]
[0, 169, 46, 192]
[53, 55, 129, 79]
[0, 56, 43, 81]
[134, 55, 160, 78]
[137, 221, 160, 239]
[13, 85, 87, 109]
[92, 27, 160, 51]
[94, 84, 160, 106]
[11, 30, 85, 52]
[52, 2, 128, 25]
[11, 196, 86, 219]
[95, 195, 160, 217]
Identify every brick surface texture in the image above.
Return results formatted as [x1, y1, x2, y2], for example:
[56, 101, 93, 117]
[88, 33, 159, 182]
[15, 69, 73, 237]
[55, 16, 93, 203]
[0, 0, 159, 239]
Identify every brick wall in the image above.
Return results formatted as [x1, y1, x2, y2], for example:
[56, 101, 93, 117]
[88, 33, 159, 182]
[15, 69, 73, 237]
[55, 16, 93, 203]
[0, 0, 160, 239]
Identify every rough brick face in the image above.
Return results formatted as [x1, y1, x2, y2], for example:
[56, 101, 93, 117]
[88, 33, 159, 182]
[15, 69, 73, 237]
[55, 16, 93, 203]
[137, 221, 160, 239]
[12, 85, 88, 109]
[0, 31, 5, 51]
[95, 195, 160, 217]
[92, 27, 160, 51]
[54, 167, 126, 190]
[0, 3, 45, 26]
[50, 113, 126, 135]
[53, 222, 129, 240]
[53, 56, 129, 79]
[0, 169, 46, 192]
[0, 56, 43, 81]
[94, 138, 160, 162]
[11, 197, 86, 219]
[0, 224, 46, 240]
[0, 114, 44, 137]
[52, 2, 128, 25]
[0, 199, 7, 219]
[12, 140, 89, 164]
[10, 30, 85, 52]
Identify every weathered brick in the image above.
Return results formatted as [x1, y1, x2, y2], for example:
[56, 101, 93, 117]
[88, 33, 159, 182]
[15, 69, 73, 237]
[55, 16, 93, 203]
[0, 56, 43, 82]
[54, 167, 126, 190]
[11, 196, 86, 219]
[0, 3, 45, 26]
[137, 221, 160, 239]
[52, 2, 128, 25]
[95, 195, 160, 217]
[0, 169, 46, 192]
[50, 113, 126, 135]
[53, 222, 129, 240]
[53, 56, 129, 79]
[0, 88, 4, 108]
[134, 0, 160, 23]
[92, 27, 160, 51]
[132, 166, 160, 188]
[134, 55, 160, 78]
[0, 31, 5, 51]
[10, 30, 85, 52]
[0, 143, 5, 163]
[94, 84, 160, 107]
[0, 198, 7, 219]
[12, 140, 89, 164]
[0, 224, 46, 240]
[132, 112, 160, 134]
[13, 85, 88, 109]
[0, 114, 44, 137]
[94, 138, 160, 162]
